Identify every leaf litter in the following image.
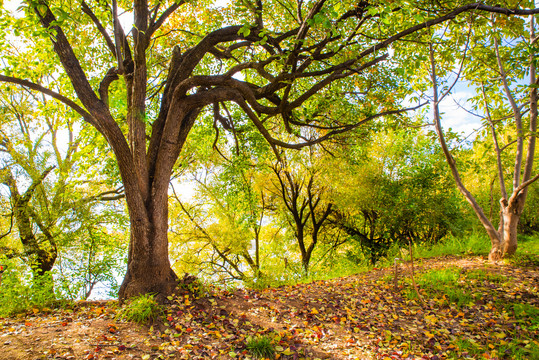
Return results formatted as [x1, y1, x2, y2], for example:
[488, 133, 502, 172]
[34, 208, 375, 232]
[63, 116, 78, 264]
[0, 255, 537, 359]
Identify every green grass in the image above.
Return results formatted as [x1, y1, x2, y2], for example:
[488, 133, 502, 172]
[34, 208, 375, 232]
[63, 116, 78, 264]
[116, 293, 164, 324]
[511, 303, 539, 329]
[508, 234, 539, 267]
[454, 338, 483, 357]
[401, 267, 482, 308]
[245, 234, 539, 294]
[496, 338, 539, 360]
[246, 335, 275, 359]
[448, 336, 539, 359]
[414, 233, 491, 259]
[466, 269, 507, 283]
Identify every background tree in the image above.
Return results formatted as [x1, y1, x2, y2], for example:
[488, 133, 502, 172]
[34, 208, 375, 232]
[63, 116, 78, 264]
[0, 85, 127, 297]
[265, 150, 333, 274]
[325, 128, 465, 264]
[427, 12, 538, 260]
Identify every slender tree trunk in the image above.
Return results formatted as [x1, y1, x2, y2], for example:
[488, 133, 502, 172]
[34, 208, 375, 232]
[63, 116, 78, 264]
[429, 44, 507, 261]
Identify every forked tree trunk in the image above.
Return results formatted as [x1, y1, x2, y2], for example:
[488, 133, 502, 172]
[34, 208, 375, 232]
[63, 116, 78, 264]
[489, 211, 518, 261]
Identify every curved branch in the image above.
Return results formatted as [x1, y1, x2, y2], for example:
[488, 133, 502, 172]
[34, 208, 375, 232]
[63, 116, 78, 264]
[81, 0, 117, 57]
[358, 3, 539, 60]
[98, 67, 120, 107]
[148, 1, 186, 37]
[0, 75, 97, 128]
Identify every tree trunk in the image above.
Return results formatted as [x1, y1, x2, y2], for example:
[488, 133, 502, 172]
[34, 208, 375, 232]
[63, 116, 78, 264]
[488, 209, 519, 261]
[501, 209, 519, 256]
[118, 206, 177, 301]
[118, 177, 178, 302]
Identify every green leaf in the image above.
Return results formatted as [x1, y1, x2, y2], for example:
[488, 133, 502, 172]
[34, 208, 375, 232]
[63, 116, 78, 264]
[367, 7, 378, 16]
[37, 4, 48, 16]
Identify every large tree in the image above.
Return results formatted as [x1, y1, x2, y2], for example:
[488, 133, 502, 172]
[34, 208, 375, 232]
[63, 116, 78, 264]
[1, 0, 538, 300]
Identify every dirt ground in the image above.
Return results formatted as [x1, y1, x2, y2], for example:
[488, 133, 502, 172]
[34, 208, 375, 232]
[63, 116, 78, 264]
[1, 255, 537, 360]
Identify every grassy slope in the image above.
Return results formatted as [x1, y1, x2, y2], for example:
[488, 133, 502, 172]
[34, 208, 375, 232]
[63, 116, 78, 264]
[0, 236, 537, 360]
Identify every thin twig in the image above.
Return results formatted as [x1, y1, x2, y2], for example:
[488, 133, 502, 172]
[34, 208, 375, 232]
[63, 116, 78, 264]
[408, 240, 425, 306]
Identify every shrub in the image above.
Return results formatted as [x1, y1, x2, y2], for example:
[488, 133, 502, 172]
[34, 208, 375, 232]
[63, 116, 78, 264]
[0, 262, 67, 317]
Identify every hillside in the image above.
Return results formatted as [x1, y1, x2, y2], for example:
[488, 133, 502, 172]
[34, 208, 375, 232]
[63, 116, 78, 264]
[1, 255, 537, 360]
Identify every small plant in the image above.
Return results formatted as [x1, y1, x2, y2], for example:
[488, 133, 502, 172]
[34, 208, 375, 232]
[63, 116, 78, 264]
[177, 275, 208, 298]
[246, 335, 275, 359]
[419, 267, 460, 286]
[116, 293, 164, 324]
[443, 287, 474, 308]
[454, 338, 483, 356]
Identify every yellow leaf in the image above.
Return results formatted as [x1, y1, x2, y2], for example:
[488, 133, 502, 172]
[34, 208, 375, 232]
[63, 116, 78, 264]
[495, 332, 506, 339]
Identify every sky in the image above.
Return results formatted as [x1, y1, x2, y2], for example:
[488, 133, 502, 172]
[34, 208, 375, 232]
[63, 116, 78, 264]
[436, 88, 482, 137]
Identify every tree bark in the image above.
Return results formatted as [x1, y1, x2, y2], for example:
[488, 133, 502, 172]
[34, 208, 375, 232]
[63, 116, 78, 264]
[501, 208, 519, 256]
